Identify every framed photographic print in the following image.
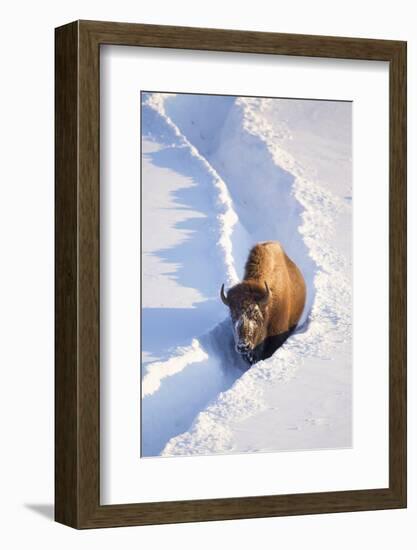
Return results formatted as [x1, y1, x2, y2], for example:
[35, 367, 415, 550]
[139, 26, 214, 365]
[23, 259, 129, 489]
[55, 20, 406, 528]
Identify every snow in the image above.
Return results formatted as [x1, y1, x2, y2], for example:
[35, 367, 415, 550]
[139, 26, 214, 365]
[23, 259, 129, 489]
[141, 91, 352, 458]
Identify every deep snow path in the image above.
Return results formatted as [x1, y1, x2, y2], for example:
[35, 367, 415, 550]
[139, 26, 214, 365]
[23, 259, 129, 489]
[141, 92, 352, 457]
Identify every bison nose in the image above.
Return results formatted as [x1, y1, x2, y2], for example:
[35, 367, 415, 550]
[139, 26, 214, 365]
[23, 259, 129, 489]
[236, 342, 251, 354]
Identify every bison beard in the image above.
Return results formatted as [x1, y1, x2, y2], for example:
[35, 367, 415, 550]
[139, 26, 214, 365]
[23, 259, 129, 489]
[243, 329, 296, 365]
[220, 241, 306, 365]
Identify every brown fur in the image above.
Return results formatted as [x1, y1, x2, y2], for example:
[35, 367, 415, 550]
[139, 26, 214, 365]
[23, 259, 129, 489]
[223, 241, 306, 363]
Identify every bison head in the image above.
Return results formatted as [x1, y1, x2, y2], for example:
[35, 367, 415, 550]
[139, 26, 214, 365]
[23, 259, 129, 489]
[220, 281, 270, 364]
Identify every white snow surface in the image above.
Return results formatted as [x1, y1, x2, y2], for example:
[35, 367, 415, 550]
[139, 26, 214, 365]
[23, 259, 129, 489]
[141, 92, 352, 457]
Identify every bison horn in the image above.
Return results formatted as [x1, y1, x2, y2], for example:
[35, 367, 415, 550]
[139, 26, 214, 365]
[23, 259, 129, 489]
[258, 281, 271, 306]
[220, 284, 229, 306]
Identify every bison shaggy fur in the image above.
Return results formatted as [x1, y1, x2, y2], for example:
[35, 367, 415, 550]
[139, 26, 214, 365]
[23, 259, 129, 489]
[221, 241, 306, 364]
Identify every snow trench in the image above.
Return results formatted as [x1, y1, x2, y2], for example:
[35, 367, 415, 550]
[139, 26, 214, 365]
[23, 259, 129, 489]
[141, 93, 352, 457]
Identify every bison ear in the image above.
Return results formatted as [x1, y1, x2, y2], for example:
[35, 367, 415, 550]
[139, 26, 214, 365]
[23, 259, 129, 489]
[220, 284, 229, 306]
[258, 281, 271, 306]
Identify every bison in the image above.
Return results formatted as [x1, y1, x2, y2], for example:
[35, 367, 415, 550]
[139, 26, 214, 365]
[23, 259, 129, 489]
[220, 241, 306, 365]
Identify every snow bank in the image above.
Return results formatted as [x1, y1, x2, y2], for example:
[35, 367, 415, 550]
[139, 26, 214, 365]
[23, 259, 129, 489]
[145, 93, 240, 287]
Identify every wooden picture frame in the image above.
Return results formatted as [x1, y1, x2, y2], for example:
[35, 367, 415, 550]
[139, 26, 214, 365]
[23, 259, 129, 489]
[55, 20, 407, 529]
